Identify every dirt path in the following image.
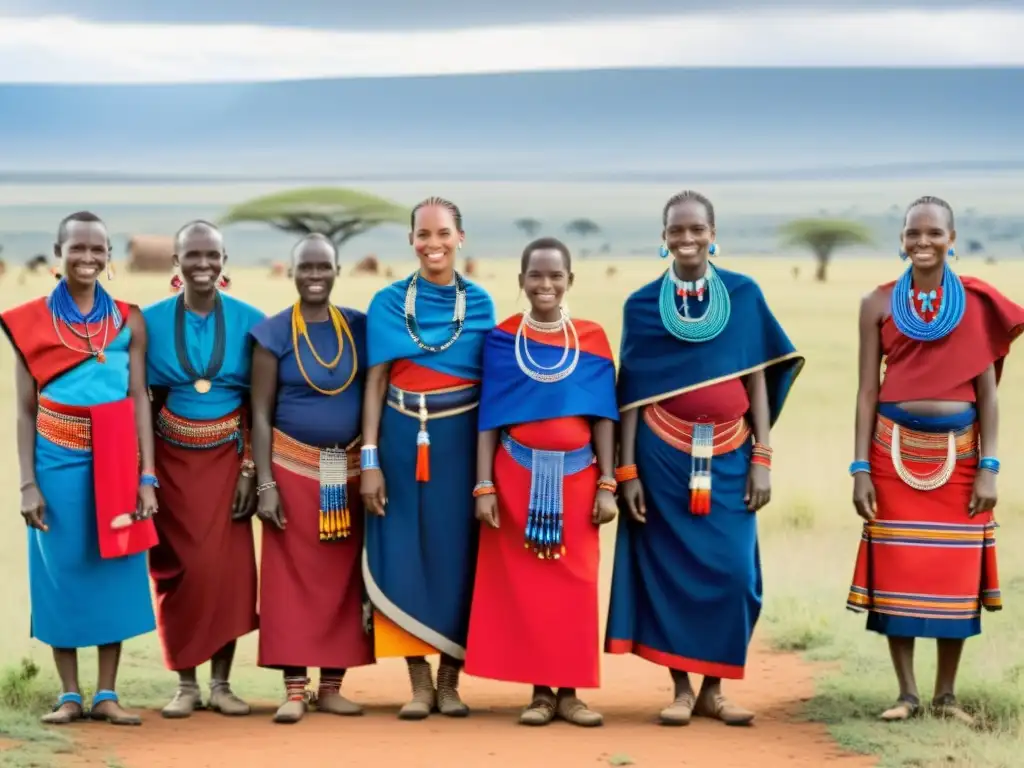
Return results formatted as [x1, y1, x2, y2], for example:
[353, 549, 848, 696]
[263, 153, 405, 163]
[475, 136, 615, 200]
[65, 643, 875, 768]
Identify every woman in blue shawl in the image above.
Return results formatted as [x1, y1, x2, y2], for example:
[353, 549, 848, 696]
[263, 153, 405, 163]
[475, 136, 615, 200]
[605, 191, 804, 726]
[361, 197, 496, 719]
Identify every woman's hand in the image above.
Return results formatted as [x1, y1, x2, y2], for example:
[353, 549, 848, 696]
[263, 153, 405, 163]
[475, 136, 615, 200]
[232, 473, 256, 520]
[361, 468, 387, 516]
[475, 494, 499, 528]
[135, 484, 158, 523]
[621, 478, 646, 523]
[20, 483, 47, 532]
[745, 464, 771, 512]
[255, 483, 286, 530]
[852, 473, 876, 521]
[592, 488, 617, 525]
[969, 470, 997, 517]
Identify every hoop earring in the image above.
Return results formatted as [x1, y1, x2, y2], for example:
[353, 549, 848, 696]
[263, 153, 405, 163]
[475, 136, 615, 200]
[708, 243, 718, 257]
[658, 243, 669, 259]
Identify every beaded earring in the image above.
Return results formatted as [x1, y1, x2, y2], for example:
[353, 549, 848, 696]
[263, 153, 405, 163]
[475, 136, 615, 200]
[217, 272, 231, 289]
[170, 271, 183, 293]
[106, 262, 114, 280]
[948, 246, 956, 260]
[659, 243, 670, 259]
[708, 243, 718, 257]
[899, 249, 908, 260]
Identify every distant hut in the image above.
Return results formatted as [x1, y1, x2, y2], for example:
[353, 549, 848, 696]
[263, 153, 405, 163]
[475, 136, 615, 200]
[351, 255, 380, 276]
[127, 235, 174, 273]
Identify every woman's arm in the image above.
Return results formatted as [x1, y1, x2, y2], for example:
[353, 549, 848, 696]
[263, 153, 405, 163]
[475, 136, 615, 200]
[592, 418, 616, 477]
[14, 356, 37, 489]
[618, 407, 639, 467]
[854, 292, 883, 462]
[476, 429, 498, 485]
[744, 369, 770, 446]
[127, 310, 155, 473]
[361, 362, 391, 446]
[975, 364, 998, 460]
[249, 344, 278, 487]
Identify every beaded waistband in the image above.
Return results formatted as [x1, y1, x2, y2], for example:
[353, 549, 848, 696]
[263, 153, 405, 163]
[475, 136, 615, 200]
[156, 406, 244, 453]
[272, 429, 360, 541]
[643, 403, 751, 456]
[386, 383, 479, 419]
[500, 433, 595, 476]
[874, 415, 977, 492]
[37, 398, 91, 451]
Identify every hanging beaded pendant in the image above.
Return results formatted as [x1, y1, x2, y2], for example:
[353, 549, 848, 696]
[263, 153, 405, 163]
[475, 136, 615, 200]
[659, 263, 731, 343]
[404, 271, 467, 353]
[514, 308, 580, 383]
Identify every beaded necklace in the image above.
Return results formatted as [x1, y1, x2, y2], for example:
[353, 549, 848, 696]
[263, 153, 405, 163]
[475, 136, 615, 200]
[658, 262, 730, 343]
[174, 292, 226, 394]
[404, 271, 467, 353]
[47, 279, 123, 363]
[890, 262, 965, 342]
[290, 301, 358, 396]
[514, 308, 580, 383]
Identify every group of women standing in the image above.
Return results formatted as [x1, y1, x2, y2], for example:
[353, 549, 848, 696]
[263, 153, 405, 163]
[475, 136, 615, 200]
[3, 192, 1019, 731]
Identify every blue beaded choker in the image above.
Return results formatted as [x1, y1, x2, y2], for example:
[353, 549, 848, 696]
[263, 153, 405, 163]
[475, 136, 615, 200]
[47, 279, 122, 329]
[889, 262, 965, 342]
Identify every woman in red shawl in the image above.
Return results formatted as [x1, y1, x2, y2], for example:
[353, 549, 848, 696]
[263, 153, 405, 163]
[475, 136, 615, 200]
[847, 196, 1024, 725]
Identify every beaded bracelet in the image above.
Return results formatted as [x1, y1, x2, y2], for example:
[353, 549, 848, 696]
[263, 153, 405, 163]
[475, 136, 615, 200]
[240, 459, 256, 478]
[751, 442, 772, 469]
[140, 473, 160, 488]
[848, 460, 871, 476]
[257, 481, 277, 495]
[978, 457, 1001, 474]
[361, 445, 380, 471]
[473, 481, 496, 498]
[614, 464, 638, 483]
[597, 476, 617, 494]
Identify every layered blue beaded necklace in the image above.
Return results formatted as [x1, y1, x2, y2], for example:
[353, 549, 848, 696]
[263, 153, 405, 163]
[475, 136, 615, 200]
[47, 279, 123, 361]
[659, 262, 730, 342]
[890, 262, 965, 342]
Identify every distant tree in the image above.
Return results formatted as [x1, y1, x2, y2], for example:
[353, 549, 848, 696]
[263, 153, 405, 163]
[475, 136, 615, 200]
[514, 218, 542, 239]
[564, 218, 601, 256]
[219, 187, 408, 254]
[779, 218, 874, 282]
[967, 239, 985, 254]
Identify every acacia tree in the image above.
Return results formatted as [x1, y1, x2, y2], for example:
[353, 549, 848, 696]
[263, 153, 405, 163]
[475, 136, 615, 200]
[514, 218, 542, 239]
[219, 187, 408, 253]
[565, 218, 601, 256]
[779, 218, 875, 282]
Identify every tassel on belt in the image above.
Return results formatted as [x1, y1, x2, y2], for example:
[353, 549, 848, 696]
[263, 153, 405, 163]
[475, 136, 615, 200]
[156, 406, 244, 454]
[272, 429, 361, 541]
[643, 403, 751, 515]
[386, 383, 480, 483]
[500, 432, 594, 560]
[36, 398, 92, 450]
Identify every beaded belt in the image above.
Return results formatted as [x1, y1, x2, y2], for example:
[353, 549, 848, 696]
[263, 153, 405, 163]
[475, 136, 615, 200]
[643, 402, 752, 515]
[272, 429, 360, 541]
[500, 432, 595, 559]
[37, 398, 92, 450]
[155, 406, 244, 454]
[386, 383, 480, 483]
[874, 415, 977, 492]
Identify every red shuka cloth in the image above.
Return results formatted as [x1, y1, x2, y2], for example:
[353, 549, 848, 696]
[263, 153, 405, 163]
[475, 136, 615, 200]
[879, 276, 1024, 402]
[150, 434, 258, 671]
[258, 460, 374, 671]
[464, 416, 601, 689]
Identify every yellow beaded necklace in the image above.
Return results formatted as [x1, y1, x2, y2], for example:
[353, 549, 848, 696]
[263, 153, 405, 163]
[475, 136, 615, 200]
[290, 301, 358, 395]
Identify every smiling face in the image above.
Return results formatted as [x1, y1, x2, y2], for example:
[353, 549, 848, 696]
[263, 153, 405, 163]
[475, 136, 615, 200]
[663, 199, 715, 273]
[57, 220, 109, 289]
[409, 204, 463, 279]
[174, 225, 225, 294]
[901, 203, 955, 271]
[520, 247, 572, 317]
[293, 237, 337, 305]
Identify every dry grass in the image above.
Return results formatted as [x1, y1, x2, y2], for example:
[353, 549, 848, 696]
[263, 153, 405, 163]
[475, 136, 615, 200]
[0, 256, 1021, 767]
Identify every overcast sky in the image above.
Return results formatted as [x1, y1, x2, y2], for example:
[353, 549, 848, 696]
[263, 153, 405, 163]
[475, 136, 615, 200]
[1, 2, 1023, 82]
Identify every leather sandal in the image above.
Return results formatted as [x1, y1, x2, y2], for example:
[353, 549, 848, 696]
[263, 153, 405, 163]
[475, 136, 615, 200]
[931, 694, 975, 727]
[40, 692, 84, 725]
[659, 690, 696, 726]
[693, 691, 755, 726]
[89, 690, 142, 726]
[879, 694, 921, 722]
[519, 692, 557, 726]
[556, 695, 603, 727]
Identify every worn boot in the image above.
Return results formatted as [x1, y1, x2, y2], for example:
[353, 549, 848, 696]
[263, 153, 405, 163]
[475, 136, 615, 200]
[436, 662, 469, 717]
[316, 672, 363, 716]
[398, 659, 435, 720]
[161, 681, 202, 719]
[208, 679, 251, 716]
[273, 676, 311, 724]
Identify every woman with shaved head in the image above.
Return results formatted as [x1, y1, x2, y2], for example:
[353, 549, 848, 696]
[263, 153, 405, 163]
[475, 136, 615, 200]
[142, 220, 266, 719]
[249, 234, 375, 723]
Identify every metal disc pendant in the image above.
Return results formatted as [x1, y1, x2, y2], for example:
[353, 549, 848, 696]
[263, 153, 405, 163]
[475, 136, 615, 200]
[194, 378, 212, 394]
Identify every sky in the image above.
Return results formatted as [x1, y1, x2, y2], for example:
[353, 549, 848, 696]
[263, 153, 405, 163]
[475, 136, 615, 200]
[0, 1, 1022, 177]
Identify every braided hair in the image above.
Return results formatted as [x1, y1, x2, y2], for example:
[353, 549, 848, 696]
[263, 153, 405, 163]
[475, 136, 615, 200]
[411, 196, 464, 233]
[904, 196, 954, 229]
[662, 190, 715, 227]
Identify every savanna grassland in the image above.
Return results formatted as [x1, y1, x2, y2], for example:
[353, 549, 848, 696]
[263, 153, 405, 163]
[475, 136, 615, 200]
[0, 256, 1021, 767]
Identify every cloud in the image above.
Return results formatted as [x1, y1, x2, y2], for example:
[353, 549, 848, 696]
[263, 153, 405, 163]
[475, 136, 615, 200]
[1, 9, 1023, 84]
